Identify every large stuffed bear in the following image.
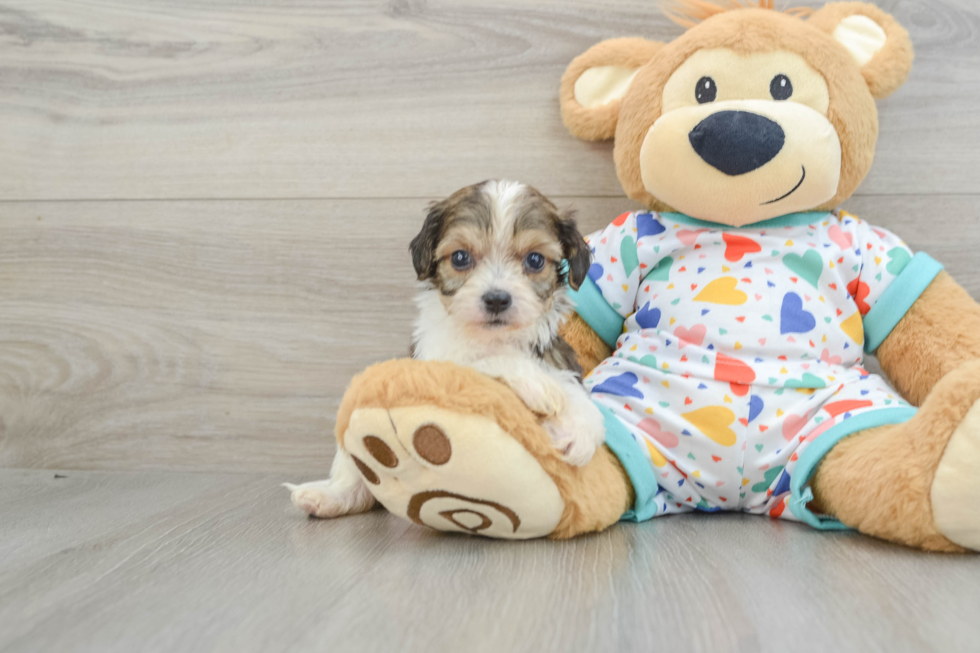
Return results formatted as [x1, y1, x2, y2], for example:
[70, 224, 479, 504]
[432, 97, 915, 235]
[291, 1, 980, 552]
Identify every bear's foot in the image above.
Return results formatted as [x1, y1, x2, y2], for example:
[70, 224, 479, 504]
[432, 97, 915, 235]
[330, 359, 635, 539]
[932, 397, 980, 550]
[342, 404, 565, 539]
[812, 360, 980, 552]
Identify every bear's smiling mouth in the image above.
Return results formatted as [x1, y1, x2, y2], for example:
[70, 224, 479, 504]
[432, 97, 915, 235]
[761, 165, 806, 205]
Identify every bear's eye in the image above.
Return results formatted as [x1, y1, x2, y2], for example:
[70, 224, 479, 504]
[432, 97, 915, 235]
[695, 76, 717, 104]
[770, 74, 793, 101]
[450, 250, 472, 271]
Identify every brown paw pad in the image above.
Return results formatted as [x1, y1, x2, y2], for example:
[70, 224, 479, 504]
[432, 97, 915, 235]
[412, 424, 451, 465]
[351, 455, 380, 485]
[363, 435, 398, 468]
[407, 490, 520, 535]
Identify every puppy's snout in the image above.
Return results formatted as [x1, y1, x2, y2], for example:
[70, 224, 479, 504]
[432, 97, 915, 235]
[482, 289, 512, 315]
[689, 110, 785, 176]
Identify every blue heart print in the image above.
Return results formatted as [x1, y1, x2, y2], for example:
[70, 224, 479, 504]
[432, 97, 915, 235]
[588, 263, 604, 283]
[772, 470, 791, 496]
[635, 302, 661, 329]
[591, 372, 645, 399]
[636, 213, 666, 240]
[780, 292, 816, 334]
[748, 395, 764, 423]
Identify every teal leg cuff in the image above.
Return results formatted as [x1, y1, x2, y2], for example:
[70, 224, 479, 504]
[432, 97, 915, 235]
[596, 403, 660, 522]
[789, 407, 918, 530]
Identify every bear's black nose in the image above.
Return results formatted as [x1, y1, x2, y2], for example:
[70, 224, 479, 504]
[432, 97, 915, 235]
[689, 111, 785, 176]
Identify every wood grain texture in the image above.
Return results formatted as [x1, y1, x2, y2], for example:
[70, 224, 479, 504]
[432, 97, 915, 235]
[2, 195, 977, 473]
[0, 469, 978, 653]
[0, 0, 978, 200]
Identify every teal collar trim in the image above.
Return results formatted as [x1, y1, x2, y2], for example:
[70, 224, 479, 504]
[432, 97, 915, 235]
[596, 403, 660, 522]
[789, 406, 917, 530]
[659, 211, 833, 230]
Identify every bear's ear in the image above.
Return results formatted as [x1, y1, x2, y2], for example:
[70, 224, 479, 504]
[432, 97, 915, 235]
[808, 2, 914, 99]
[560, 37, 664, 141]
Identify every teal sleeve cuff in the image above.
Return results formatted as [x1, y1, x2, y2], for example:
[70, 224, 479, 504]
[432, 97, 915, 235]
[789, 407, 917, 530]
[597, 404, 660, 522]
[864, 252, 943, 353]
[567, 276, 624, 349]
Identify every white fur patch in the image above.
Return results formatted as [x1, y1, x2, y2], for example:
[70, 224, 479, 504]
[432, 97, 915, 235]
[833, 15, 887, 67]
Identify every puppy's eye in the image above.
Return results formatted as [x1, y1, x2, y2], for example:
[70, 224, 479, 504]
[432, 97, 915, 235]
[770, 74, 793, 101]
[523, 252, 546, 273]
[450, 250, 472, 271]
[695, 77, 717, 104]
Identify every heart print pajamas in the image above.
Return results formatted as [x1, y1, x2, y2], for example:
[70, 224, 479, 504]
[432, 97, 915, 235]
[569, 210, 943, 528]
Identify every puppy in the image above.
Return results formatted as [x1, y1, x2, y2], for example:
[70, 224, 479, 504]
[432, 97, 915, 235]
[286, 180, 606, 519]
[409, 179, 606, 464]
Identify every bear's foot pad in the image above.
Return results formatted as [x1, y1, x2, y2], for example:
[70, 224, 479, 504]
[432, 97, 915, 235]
[932, 397, 980, 551]
[343, 405, 565, 539]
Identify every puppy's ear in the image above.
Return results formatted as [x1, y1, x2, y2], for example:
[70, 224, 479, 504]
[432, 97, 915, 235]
[560, 38, 664, 141]
[556, 209, 591, 291]
[808, 2, 913, 99]
[410, 200, 448, 281]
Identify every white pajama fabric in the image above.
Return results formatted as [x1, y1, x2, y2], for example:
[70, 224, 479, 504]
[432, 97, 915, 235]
[571, 210, 943, 527]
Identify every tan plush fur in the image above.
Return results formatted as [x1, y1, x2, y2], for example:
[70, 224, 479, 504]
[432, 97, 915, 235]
[560, 38, 665, 142]
[875, 272, 980, 406]
[335, 358, 633, 539]
[661, 0, 813, 28]
[811, 360, 980, 553]
[558, 313, 614, 376]
[808, 2, 914, 99]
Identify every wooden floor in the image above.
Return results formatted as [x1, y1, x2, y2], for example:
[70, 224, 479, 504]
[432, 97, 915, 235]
[1, 0, 979, 651]
[3, 468, 980, 653]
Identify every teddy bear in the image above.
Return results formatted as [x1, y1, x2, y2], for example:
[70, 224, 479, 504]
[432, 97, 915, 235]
[292, 0, 980, 552]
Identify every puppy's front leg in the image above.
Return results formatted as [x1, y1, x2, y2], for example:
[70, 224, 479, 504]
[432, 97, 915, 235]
[284, 448, 376, 518]
[470, 356, 566, 417]
[543, 376, 607, 467]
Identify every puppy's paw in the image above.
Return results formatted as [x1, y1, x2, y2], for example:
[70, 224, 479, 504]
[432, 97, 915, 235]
[506, 375, 567, 417]
[283, 481, 366, 519]
[543, 399, 607, 467]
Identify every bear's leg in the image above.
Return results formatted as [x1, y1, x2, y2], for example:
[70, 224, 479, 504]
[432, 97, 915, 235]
[810, 360, 980, 552]
[332, 358, 634, 539]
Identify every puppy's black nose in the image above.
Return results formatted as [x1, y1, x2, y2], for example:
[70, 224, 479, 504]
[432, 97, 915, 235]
[482, 289, 512, 314]
[689, 111, 785, 176]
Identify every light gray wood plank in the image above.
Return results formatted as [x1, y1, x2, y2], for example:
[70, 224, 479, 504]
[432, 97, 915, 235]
[0, 0, 977, 200]
[0, 468, 978, 653]
[1, 195, 978, 473]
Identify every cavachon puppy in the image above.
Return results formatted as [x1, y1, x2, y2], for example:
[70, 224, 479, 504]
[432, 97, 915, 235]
[286, 180, 606, 518]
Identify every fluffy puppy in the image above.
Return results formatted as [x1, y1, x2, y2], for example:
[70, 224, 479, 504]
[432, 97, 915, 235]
[408, 179, 606, 466]
[286, 180, 606, 519]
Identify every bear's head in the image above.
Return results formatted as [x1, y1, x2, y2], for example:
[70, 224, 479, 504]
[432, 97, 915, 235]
[560, 1, 913, 226]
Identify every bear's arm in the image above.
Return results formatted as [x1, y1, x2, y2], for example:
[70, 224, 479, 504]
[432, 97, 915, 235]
[876, 271, 980, 406]
[559, 313, 613, 377]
